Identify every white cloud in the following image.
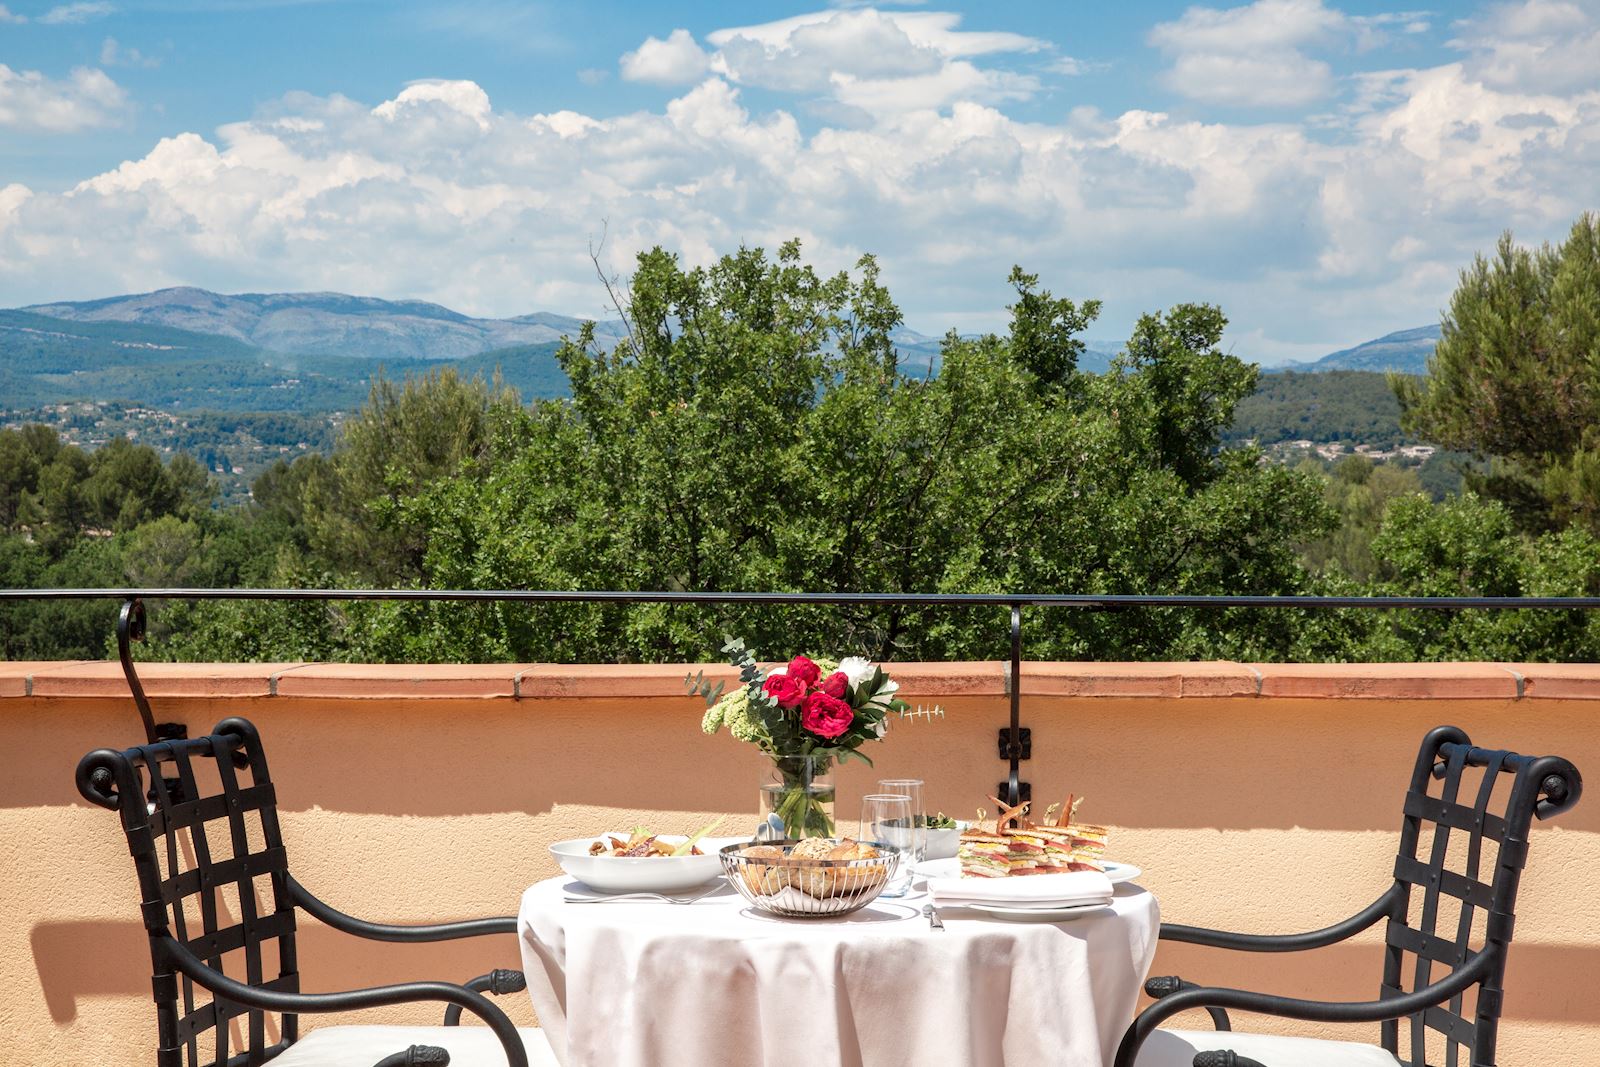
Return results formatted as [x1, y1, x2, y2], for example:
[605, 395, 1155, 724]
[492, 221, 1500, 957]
[1148, 0, 1431, 107]
[1047, 56, 1106, 76]
[0, 5, 26, 23]
[0, 64, 126, 131]
[100, 37, 161, 68]
[1451, 0, 1600, 94]
[620, 29, 710, 86]
[691, 8, 1045, 115]
[38, 1, 114, 24]
[371, 79, 492, 130]
[3, 8, 1598, 364]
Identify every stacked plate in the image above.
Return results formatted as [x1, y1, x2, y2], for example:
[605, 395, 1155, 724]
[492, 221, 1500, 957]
[913, 859, 1140, 921]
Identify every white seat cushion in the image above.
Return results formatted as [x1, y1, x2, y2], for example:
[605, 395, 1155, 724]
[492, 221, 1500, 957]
[271, 1025, 559, 1067]
[1135, 1028, 1402, 1067]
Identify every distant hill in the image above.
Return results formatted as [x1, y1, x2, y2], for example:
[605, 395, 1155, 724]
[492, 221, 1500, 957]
[23, 287, 631, 362]
[1225, 370, 1411, 448]
[1273, 325, 1440, 375]
[0, 307, 566, 411]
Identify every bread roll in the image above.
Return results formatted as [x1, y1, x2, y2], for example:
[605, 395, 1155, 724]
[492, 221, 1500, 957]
[826, 839, 888, 896]
[738, 844, 788, 896]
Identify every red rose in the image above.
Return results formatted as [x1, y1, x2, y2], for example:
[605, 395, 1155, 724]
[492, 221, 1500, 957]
[762, 673, 808, 709]
[787, 655, 822, 688]
[818, 671, 849, 700]
[801, 691, 854, 739]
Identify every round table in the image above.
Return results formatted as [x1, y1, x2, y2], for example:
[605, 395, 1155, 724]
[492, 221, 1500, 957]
[517, 875, 1160, 1067]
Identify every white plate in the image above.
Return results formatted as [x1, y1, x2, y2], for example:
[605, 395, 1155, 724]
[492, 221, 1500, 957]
[550, 835, 746, 894]
[912, 858, 1142, 885]
[967, 900, 1112, 922]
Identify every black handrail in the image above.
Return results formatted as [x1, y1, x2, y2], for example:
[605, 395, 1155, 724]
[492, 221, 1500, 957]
[5, 588, 1600, 608]
[9, 586, 1600, 806]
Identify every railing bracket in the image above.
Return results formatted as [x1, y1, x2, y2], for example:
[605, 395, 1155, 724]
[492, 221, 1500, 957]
[998, 727, 1031, 760]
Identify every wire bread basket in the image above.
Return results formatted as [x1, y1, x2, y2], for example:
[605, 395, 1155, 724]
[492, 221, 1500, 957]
[720, 840, 901, 918]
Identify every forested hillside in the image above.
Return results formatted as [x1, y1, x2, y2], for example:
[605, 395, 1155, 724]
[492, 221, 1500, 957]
[1226, 371, 1408, 447]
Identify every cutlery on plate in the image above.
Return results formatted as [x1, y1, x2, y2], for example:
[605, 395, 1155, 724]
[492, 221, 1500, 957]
[922, 903, 945, 931]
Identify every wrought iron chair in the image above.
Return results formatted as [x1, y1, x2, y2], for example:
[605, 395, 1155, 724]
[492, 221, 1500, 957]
[77, 715, 554, 1067]
[1115, 725, 1582, 1067]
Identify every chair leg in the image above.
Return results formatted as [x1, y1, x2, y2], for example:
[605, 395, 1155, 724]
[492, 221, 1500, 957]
[374, 1046, 450, 1066]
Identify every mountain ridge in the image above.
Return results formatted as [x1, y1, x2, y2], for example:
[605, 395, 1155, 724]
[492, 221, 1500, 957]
[23, 287, 631, 362]
[1273, 324, 1440, 375]
[14, 286, 1440, 376]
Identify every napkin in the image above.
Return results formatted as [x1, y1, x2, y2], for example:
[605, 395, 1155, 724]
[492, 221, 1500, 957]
[926, 869, 1114, 909]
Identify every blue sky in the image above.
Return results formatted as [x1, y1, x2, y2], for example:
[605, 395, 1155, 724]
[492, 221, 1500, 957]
[2, 0, 1597, 362]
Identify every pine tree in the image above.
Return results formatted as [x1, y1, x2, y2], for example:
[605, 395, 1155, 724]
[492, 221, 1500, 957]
[1394, 212, 1600, 532]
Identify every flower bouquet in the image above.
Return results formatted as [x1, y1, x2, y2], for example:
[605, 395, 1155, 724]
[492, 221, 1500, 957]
[690, 638, 940, 838]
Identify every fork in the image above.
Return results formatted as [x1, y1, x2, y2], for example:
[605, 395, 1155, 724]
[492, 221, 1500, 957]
[563, 885, 723, 905]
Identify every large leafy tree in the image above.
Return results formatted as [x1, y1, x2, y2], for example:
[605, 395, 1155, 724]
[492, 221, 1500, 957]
[1395, 213, 1600, 533]
[297, 242, 1333, 664]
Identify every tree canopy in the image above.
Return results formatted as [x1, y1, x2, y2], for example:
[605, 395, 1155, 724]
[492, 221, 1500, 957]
[1396, 212, 1600, 533]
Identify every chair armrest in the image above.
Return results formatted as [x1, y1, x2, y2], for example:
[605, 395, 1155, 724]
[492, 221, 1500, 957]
[1159, 886, 1400, 953]
[157, 935, 529, 1067]
[443, 969, 527, 1026]
[1112, 946, 1496, 1067]
[1144, 976, 1231, 1031]
[288, 876, 517, 942]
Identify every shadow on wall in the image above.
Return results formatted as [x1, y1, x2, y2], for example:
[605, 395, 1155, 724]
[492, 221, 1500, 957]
[1147, 938, 1600, 1027]
[10, 695, 1599, 833]
[30, 920, 531, 1027]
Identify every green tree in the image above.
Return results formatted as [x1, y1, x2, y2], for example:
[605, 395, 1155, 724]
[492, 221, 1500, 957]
[1395, 212, 1600, 532]
[1359, 493, 1600, 660]
[1004, 266, 1101, 397]
[302, 368, 519, 582]
[1301, 455, 1424, 581]
[325, 243, 1333, 665]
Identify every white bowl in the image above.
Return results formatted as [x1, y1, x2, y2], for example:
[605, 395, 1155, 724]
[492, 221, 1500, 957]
[922, 821, 969, 861]
[550, 835, 746, 894]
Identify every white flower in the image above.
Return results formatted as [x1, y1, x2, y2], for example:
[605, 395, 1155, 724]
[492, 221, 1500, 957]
[837, 656, 875, 688]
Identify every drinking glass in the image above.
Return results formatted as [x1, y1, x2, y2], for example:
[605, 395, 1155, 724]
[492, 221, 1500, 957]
[860, 793, 919, 897]
[877, 778, 924, 822]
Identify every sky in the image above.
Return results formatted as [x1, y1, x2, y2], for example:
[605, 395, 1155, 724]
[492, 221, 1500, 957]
[1, 1, 1597, 364]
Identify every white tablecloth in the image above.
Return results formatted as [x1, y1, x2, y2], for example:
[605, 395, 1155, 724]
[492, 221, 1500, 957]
[518, 875, 1160, 1067]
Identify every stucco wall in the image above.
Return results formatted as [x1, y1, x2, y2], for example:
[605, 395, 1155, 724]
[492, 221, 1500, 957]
[2, 660, 1596, 1065]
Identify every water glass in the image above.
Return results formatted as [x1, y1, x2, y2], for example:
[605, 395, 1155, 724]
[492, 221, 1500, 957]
[860, 792, 919, 897]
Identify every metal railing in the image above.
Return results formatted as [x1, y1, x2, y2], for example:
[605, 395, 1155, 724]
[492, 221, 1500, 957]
[6, 587, 1600, 806]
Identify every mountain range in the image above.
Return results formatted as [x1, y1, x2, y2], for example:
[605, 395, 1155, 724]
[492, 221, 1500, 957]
[1273, 325, 1441, 374]
[3, 287, 1442, 415]
[24, 288, 632, 362]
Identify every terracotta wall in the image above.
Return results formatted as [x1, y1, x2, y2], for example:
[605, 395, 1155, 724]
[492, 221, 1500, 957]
[2, 659, 1597, 1065]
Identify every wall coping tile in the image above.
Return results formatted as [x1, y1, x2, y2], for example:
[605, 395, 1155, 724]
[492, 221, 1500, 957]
[0, 660, 1594, 703]
[1251, 662, 1521, 701]
[270, 662, 521, 699]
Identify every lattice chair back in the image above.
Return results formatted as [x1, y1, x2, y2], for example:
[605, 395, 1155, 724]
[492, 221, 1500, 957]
[1380, 725, 1581, 1067]
[78, 717, 301, 1067]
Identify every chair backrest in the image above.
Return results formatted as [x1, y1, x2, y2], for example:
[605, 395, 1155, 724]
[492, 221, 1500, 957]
[78, 718, 301, 1067]
[1380, 726, 1581, 1067]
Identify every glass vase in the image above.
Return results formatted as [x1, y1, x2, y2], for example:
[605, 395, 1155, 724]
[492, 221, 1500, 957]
[760, 753, 836, 839]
